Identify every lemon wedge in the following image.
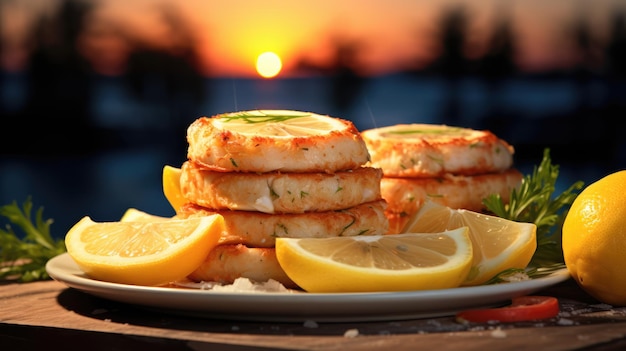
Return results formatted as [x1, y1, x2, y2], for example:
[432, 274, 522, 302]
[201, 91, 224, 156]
[162, 165, 185, 213]
[65, 214, 224, 286]
[275, 227, 473, 293]
[120, 208, 171, 222]
[403, 200, 536, 286]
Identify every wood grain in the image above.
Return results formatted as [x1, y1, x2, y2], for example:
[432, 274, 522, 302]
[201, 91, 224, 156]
[2, 279, 626, 350]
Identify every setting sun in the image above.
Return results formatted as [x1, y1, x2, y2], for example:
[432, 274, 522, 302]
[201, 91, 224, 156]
[256, 52, 283, 78]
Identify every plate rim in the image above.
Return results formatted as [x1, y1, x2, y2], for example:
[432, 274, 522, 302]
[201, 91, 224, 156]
[46, 253, 571, 322]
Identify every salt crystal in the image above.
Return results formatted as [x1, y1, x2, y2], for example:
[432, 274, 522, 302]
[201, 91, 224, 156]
[557, 318, 575, 326]
[344, 329, 359, 338]
[500, 272, 530, 282]
[303, 320, 319, 328]
[490, 328, 507, 338]
[177, 277, 296, 293]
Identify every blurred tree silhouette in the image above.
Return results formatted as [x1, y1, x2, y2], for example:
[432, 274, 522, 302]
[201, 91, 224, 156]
[475, 9, 517, 133]
[571, 13, 597, 112]
[432, 6, 469, 125]
[479, 18, 516, 80]
[329, 38, 366, 115]
[604, 11, 626, 165]
[125, 3, 206, 110]
[124, 2, 208, 163]
[294, 35, 366, 116]
[5, 0, 95, 155]
[0, 0, 209, 162]
[606, 11, 626, 80]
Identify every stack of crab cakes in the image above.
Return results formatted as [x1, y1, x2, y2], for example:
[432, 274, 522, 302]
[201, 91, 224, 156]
[361, 124, 522, 234]
[177, 110, 388, 288]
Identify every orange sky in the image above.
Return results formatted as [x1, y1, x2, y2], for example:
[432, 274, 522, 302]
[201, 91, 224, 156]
[1, 0, 623, 77]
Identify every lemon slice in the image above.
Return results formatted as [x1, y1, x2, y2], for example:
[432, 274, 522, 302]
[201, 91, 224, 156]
[403, 200, 537, 286]
[275, 227, 473, 293]
[162, 165, 186, 213]
[65, 214, 224, 286]
[186, 110, 370, 173]
[213, 110, 348, 136]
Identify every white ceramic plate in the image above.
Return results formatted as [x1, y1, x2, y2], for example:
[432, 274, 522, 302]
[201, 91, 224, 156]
[46, 253, 570, 322]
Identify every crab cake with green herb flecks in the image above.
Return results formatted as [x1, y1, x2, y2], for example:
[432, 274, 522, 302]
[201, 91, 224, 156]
[186, 110, 370, 174]
[178, 200, 389, 248]
[382, 169, 523, 234]
[180, 161, 382, 214]
[361, 124, 515, 178]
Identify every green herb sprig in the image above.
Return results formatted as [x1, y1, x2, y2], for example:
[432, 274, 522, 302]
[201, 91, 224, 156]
[221, 111, 310, 124]
[0, 198, 66, 282]
[483, 148, 584, 279]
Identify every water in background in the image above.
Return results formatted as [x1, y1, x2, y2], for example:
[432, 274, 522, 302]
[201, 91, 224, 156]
[2, 73, 624, 237]
[2, 0, 625, 237]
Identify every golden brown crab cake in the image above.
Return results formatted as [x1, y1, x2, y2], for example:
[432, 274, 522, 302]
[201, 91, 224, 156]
[180, 161, 383, 214]
[361, 124, 515, 178]
[187, 110, 371, 173]
[383, 169, 523, 234]
[188, 244, 298, 288]
[178, 200, 389, 248]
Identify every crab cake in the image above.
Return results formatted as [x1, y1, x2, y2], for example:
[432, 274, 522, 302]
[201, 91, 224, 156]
[188, 244, 297, 288]
[187, 110, 371, 173]
[179, 200, 389, 248]
[180, 110, 389, 289]
[361, 124, 515, 178]
[383, 169, 523, 234]
[180, 161, 383, 214]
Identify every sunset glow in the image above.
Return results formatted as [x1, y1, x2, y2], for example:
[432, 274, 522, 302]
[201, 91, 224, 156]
[1, 0, 624, 77]
[256, 52, 283, 78]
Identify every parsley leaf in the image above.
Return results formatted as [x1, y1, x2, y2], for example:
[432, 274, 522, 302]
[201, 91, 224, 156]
[483, 148, 584, 268]
[0, 197, 66, 282]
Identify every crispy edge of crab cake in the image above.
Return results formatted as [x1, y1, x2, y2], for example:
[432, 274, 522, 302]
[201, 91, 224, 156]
[181, 161, 383, 214]
[361, 124, 515, 178]
[186, 111, 371, 173]
[382, 169, 523, 234]
[188, 244, 298, 289]
[178, 200, 389, 248]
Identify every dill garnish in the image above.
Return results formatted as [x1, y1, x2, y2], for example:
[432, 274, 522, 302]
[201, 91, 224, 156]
[485, 263, 567, 284]
[269, 186, 280, 199]
[483, 148, 584, 273]
[339, 218, 356, 236]
[220, 111, 310, 124]
[0, 198, 66, 282]
[387, 127, 466, 135]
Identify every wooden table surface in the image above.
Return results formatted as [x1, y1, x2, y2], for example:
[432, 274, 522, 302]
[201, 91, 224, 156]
[2, 277, 626, 351]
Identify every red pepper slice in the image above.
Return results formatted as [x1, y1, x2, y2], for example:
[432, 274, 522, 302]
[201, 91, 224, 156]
[456, 296, 560, 323]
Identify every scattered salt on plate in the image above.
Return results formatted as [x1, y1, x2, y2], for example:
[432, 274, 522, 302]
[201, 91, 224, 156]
[172, 277, 301, 293]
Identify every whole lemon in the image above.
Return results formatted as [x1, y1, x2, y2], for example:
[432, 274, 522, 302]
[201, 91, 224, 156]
[562, 170, 626, 306]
